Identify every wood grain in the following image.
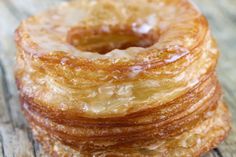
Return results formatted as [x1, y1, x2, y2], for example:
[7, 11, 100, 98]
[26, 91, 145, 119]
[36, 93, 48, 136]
[0, 0, 235, 156]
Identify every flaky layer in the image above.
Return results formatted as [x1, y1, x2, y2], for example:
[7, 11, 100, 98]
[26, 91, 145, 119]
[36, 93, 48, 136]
[23, 102, 230, 157]
[20, 75, 220, 148]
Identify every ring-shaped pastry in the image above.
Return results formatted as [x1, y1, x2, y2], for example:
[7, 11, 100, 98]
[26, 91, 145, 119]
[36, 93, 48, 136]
[15, 0, 231, 156]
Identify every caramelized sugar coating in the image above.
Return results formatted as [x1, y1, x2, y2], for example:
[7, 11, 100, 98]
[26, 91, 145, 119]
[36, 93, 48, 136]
[15, 0, 231, 156]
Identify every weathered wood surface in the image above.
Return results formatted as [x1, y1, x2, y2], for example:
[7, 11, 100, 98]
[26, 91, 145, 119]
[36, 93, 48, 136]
[0, 0, 235, 156]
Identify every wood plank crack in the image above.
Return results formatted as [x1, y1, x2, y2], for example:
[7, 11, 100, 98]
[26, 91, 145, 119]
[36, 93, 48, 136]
[0, 133, 5, 157]
[27, 129, 38, 157]
[214, 148, 224, 157]
[0, 61, 14, 130]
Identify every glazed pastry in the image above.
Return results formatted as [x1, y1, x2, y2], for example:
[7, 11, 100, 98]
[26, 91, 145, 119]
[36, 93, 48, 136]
[15, 0, 231, 156]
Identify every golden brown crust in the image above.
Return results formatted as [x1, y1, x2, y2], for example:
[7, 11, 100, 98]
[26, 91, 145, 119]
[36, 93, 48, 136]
[23, 102, 231, 157]
[15, 0, 231, 156]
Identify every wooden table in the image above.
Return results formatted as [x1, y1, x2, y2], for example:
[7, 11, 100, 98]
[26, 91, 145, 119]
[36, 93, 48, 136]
[0, 0, 235, 156]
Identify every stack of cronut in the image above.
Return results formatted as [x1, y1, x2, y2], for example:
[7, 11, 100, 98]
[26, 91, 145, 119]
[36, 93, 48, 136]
[15, 0, 231, 156]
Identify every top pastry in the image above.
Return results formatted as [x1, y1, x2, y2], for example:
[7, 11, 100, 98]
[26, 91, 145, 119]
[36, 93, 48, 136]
[15, 0, 215, 118]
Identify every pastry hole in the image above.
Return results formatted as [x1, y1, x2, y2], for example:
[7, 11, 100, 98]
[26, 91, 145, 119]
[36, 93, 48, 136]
[67, 25, 159, 54]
